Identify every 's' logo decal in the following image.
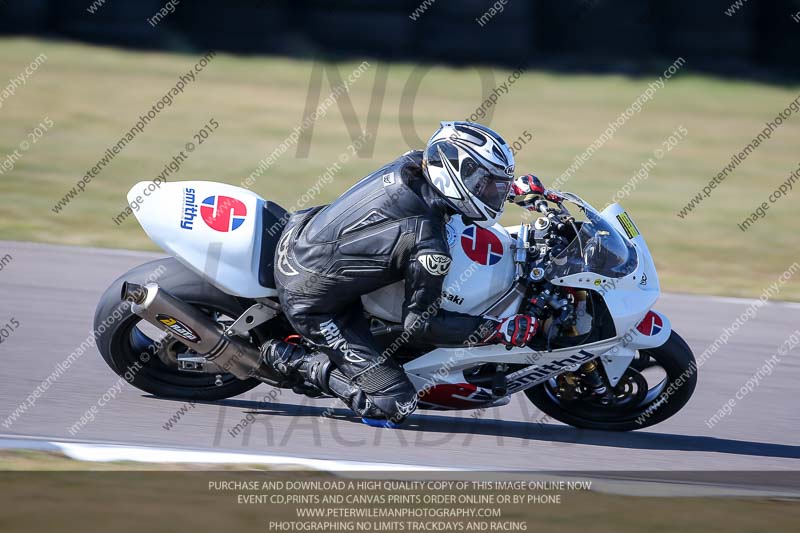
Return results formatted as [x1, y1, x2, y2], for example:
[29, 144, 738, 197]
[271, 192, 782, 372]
[636, 311, 663, 336]
[200, 195, 247, 232]
[460, 225, 503, 265]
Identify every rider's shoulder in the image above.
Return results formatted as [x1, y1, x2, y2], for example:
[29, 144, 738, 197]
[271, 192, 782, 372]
[388, 150, 423, 176]
[400, 149, 423, 165]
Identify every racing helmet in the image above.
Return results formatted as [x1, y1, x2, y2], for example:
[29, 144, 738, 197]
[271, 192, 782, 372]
[422, 121, 515, 228]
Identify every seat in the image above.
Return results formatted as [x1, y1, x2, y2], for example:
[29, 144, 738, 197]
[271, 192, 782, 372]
[258, 201, 288, 289]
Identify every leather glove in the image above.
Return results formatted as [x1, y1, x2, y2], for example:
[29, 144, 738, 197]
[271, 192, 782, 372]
[487, 314, 539, 348]
[510, 174, 546, 210]
[510, 174, 564, 209]
[512, 174, 546, 197]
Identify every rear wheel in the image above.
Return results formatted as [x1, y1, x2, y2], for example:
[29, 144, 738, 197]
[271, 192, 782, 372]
[93, 258, 264, 401]
[525, 331, 697, 431]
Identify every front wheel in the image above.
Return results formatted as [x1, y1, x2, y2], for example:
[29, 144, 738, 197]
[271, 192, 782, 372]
[525, 331, 697, 431]
[93, 258, 264, 401]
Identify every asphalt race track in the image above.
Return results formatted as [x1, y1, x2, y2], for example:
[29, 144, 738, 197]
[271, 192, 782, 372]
[1, 241, 799, 476]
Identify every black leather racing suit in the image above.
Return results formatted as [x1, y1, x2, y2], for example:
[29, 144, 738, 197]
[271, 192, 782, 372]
[273, 150, 495, 421]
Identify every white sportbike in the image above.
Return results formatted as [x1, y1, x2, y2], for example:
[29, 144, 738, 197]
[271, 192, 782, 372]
[95, 180, 696, 431]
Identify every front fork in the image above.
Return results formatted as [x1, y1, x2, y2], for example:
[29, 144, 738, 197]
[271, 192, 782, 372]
[578, 359, 613, 403]
[566, 310, 674, 402]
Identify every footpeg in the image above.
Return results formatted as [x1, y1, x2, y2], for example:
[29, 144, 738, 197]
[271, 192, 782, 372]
[260, 339, 308, 383]
[491, 373, 508, 397]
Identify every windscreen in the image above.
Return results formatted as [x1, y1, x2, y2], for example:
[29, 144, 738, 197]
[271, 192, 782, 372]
[548, 201, 638, 279]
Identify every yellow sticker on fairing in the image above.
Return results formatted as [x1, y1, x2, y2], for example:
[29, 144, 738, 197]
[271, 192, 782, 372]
[616, 212, 640, 239]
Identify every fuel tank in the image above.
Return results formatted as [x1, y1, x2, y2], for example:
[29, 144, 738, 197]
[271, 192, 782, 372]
[361, 215, 516, 321]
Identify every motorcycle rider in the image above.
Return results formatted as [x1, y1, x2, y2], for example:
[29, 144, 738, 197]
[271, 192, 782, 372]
[263, 121, 541, 427]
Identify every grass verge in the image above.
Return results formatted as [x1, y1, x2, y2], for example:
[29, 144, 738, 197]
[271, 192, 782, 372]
[1, 38, 798, 299]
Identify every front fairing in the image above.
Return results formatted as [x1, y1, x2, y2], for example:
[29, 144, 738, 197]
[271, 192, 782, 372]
[548, 194, 660, 339]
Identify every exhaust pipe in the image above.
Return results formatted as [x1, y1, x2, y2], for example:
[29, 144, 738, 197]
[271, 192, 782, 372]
[122, 282, 274, 382]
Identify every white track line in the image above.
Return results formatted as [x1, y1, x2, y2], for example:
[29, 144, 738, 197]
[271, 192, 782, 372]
[0, 435, 450, 472]
[56, 442, 450, 471]
[2, 436, 798, 498]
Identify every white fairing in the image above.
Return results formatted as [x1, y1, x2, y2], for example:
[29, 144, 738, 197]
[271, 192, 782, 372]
[400, 203, 672, 405]
[549, 203, 660, 339]
[128, 180, 274, 298]
[361, 215, 517, 321]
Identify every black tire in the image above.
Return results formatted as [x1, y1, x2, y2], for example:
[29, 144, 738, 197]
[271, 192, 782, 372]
[525, 331, 697, 431]
[93, 258, 263, 401]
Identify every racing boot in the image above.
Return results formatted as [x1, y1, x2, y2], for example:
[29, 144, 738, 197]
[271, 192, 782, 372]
[260, 340, 333, 398]
[259, 339, 309, 387]
[305, 354, 418, 427]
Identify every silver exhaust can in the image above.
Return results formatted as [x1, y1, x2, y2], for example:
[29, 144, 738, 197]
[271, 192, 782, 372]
[121, 282, 273, 381]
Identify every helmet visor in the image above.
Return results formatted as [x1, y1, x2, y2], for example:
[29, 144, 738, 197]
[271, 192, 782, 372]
[462, 163, 512, 211]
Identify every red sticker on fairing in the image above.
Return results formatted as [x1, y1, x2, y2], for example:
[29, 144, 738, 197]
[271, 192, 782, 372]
[460, 225, 503, 265]
[417, 383, 485, 409]
[636, 311, 663, 336]
[200, 195, 247, 232]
